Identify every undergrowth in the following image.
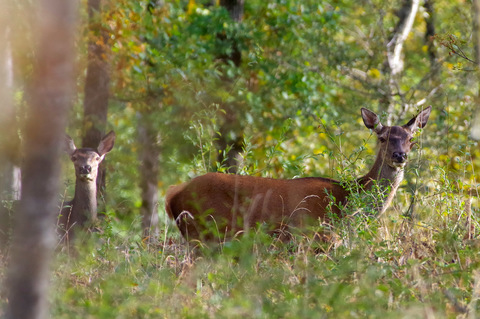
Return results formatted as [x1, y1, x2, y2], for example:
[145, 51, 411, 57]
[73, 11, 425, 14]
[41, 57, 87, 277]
[47, 212, 480, 318]
[46, 123, 480, 319]
[3, 113, 480, 318]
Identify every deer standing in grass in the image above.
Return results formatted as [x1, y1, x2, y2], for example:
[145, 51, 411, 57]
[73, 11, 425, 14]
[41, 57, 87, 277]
[166, 107, 431, 242]
[58, 131, 115, 240]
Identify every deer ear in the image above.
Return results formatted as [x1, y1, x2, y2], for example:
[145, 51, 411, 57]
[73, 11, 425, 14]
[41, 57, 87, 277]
[97, 131, 116, 156]
[404, 106, 432, 132]
[65, 135, 76, 156]
[361, 108, 383, 133]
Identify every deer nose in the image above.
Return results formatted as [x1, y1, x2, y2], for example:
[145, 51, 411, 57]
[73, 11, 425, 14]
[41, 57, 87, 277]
[79, 165, 92, 174]
[392, 152, 407, 163]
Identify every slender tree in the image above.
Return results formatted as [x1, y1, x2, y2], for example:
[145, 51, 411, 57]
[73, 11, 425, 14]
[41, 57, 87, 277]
[469, 0, 480, 140]
[424, 0, 437, 67]
[137, 110, 161, 240]
[467, 0, 480, 236]
[134, 2, 164, 241]
[474, 0, 480, 66]
[4, 0, 77, 317]
[82, 0, 110, 197]
[216, 0, 245, 173]
[385, 0, 420, 124]
[0, 5, 20, 250]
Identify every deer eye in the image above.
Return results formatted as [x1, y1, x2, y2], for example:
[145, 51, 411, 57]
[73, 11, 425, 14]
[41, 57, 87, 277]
[71, 155, 77, 161]
[378, 137, 386, 143]
[96, 156, 101, 161]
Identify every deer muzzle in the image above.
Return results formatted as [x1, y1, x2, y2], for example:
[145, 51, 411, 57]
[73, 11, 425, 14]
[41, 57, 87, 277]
[391, 152, 408, 168]
[78, 165, 94, 180]
[79, 165, 92, 174]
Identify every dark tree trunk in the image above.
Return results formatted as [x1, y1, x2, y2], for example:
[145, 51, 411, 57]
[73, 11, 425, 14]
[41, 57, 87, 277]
[4, 0, 76, 317]
[424, 0, 436, 66]
[137, 112, 160, 241]
[220, 0, 244, 21]
[216, 0, 245, 174]
[82, 0, 110, 198]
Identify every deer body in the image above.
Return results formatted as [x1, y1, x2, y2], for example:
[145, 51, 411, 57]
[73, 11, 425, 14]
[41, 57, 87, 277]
[58, 131, 115, 240]
[166, 107, 431, 242]
[167, 174, 348, 241]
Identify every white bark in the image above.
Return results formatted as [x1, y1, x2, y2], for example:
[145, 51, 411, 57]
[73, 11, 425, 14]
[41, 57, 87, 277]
[387, 0, 420, 76]
[385, 0, 420, 124]
[471, 0, 480, 140]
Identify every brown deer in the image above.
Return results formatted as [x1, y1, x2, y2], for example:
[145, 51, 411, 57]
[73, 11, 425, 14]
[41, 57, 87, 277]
[166, 107, 431, 242]
[58, 131, 115, 240]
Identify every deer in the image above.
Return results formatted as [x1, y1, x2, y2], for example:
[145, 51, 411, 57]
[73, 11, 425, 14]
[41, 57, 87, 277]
[58, 131, 115, 241]
[166, 107, 432, 242]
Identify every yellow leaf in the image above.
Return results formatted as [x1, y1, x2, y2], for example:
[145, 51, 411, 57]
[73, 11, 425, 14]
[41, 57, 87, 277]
[367, 68, 381, 79]
[314, 145, 327, 155]
[187, 0, 195, 15]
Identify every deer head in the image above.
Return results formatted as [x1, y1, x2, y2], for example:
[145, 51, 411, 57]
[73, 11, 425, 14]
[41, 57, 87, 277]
[361, 106, 432, 169]
[65, 131, 116, 182]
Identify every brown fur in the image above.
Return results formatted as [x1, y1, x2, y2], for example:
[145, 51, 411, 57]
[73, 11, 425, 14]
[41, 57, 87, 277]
[166, 107, 432, 242]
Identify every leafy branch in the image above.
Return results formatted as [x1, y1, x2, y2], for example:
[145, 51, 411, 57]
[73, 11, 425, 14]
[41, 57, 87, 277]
[435, 34, 478, 66]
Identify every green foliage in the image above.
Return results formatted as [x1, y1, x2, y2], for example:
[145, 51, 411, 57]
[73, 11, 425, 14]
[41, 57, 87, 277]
[42, 212, 480, 318]
[5, 0, 480, 317]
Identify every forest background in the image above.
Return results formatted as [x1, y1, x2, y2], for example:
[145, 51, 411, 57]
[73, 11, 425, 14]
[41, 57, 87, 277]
[2, 0, 480, 318]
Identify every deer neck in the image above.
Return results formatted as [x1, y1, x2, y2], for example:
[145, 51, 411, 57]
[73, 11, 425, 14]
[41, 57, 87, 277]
[72, 178, 98, 221]
[358, 151, 405, 215]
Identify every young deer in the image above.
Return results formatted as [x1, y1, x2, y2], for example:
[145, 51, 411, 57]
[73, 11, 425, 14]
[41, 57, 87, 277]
[166, 107, 431, 242]
[58, 131, 115, 240]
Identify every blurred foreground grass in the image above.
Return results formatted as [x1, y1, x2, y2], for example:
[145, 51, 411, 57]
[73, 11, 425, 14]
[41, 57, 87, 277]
[42, 207, 480, 319]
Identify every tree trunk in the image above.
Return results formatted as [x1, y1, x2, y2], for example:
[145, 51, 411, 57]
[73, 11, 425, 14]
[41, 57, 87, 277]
[135, 2, 164, 242]
[472, 0, 480, 139]
[216, 0, 245, 173]
[474, 0, 480, 65]
[137, 112, 160, 241]
[424, 0, 436, 67]
[0, 18, 21, 250]
[82, 0, 110, 199]
[4, 0, 76, 317]
[220, 0, 244, 22]
[470, 0, 480, 221]
[385, 0, 420, 124]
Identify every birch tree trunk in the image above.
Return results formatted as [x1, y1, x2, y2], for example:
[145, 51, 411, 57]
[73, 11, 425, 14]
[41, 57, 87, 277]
[0, 6, 20, 250]
[468, 0, 480, 234]
[4, 0, 77, 317]
[471, 0, 480, 140]
[385, 0, 420, 124]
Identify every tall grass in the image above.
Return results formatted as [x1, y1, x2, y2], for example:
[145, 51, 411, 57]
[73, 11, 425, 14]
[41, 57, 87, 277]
[2, 113, 480, 318]
[47, 209, 480, 318]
